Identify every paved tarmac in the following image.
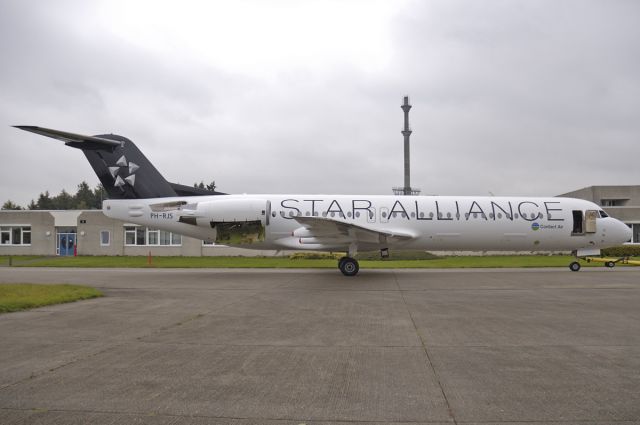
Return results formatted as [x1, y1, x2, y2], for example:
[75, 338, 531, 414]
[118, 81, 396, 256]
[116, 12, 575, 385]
[0, 267, 639, 424]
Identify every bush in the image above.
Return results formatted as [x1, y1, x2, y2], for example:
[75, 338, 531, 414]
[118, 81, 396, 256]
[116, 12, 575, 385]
[288, 250, 441, 261]
[356, 250, 441, 261]
[601, 245, 640, 257]
[289, 252, 342, 260]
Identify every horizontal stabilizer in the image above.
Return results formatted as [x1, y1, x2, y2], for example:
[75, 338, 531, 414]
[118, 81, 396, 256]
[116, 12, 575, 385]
[14, 126, 122, 148]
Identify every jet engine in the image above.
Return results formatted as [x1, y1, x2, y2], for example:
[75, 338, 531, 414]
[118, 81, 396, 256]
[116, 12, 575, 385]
[177, 198, 268, 245]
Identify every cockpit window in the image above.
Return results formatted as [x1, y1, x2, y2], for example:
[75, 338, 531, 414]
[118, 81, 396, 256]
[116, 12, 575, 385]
[599, 210, 609, 218]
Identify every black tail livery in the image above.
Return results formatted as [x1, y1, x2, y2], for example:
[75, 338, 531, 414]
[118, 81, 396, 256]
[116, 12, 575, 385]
[14, 126, 225, 199]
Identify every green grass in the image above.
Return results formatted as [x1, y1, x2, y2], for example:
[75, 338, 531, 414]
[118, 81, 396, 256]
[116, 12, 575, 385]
[0, 254, 624, 269]
[0, 284, 103, 313]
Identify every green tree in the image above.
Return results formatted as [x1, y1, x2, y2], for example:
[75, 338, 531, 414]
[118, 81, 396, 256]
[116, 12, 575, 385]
[93, 184, 105, 209]
[33, 191, 53, 210]
[74, 181, 96, 209]
[1, 200, 23, 210]
[52, 190, 74, 210]
[193, 180, 216, 191]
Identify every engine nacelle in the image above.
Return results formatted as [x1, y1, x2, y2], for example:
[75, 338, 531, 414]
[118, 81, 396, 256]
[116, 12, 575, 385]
[196, 198, 267, 222]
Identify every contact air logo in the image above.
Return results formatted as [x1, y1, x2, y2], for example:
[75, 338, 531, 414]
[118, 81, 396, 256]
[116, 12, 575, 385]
[531, 222, 540, 231]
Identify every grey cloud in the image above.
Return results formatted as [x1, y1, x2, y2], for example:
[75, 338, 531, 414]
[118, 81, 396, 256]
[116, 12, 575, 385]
[1, 0, 638, 206]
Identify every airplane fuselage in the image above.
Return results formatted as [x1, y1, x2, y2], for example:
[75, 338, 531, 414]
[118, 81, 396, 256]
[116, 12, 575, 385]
[104, 195, 631, 255]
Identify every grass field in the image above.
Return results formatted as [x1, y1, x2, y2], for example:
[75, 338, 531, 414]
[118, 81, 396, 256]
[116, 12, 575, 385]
[0, 284, 103, 313]
[0, 254, 623, 269]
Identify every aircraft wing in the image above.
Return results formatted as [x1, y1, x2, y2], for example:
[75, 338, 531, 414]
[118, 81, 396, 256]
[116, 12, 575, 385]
[293, 215, 416, 245]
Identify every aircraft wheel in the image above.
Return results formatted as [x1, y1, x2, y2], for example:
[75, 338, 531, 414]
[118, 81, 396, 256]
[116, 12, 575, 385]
[339, 257, 359, 277]
[569, 261, 581, 272]
[605, 261, 615, 268]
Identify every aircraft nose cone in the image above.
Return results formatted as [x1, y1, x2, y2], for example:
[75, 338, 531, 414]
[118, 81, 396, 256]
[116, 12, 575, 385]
[611, 219, 633, 245]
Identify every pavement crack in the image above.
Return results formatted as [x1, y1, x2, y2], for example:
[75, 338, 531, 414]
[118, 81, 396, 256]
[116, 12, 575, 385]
[394, 271, 459, 425]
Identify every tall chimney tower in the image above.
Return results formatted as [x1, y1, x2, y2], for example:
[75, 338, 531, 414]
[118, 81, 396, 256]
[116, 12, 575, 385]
[393, 96, 420, 196]
[401, 96, 412, 195]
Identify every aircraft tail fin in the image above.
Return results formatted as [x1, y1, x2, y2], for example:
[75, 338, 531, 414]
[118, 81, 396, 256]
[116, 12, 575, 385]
[14, 126, 224, 199]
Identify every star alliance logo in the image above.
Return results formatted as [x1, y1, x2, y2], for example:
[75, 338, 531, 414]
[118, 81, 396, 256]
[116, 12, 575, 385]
[108, 155, 139, 188]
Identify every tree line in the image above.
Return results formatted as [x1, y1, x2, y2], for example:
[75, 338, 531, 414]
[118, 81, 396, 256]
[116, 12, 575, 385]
[1, 180, 216, 210]
[2, 182, 106, 210]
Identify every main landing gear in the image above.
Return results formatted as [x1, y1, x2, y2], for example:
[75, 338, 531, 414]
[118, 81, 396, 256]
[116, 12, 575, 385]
[569, 261, 581, 272]
[338, 256, 359, 277]
[338, 242, 361, 277]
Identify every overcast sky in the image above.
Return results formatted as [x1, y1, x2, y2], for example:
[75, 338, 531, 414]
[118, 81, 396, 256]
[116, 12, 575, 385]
[1, 0, 638, 206]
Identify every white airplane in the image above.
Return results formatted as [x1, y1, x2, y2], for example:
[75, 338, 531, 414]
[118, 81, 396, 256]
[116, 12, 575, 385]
[15, 126, 632, 276]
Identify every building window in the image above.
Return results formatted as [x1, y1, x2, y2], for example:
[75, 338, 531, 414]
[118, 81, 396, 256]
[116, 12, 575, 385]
[100, 230, 111, 246]
[148, 229, 159, 245]
[125, 227, 136, 245]
[0, 226, 31, 245]
[601, 199, 628, 207]
[124, 226, 182, 246]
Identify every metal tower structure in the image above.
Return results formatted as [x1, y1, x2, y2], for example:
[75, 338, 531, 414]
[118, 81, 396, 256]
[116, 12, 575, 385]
[393, 96, 421, 196]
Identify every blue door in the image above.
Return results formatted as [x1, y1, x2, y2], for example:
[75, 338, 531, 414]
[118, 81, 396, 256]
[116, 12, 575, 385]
[58, 233, 76, 256]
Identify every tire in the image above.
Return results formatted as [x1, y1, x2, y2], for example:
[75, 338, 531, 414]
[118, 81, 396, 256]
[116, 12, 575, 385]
[569, 261, 581, 272]
[605, 261, 615, 268]
[339, 257, 359, 277]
